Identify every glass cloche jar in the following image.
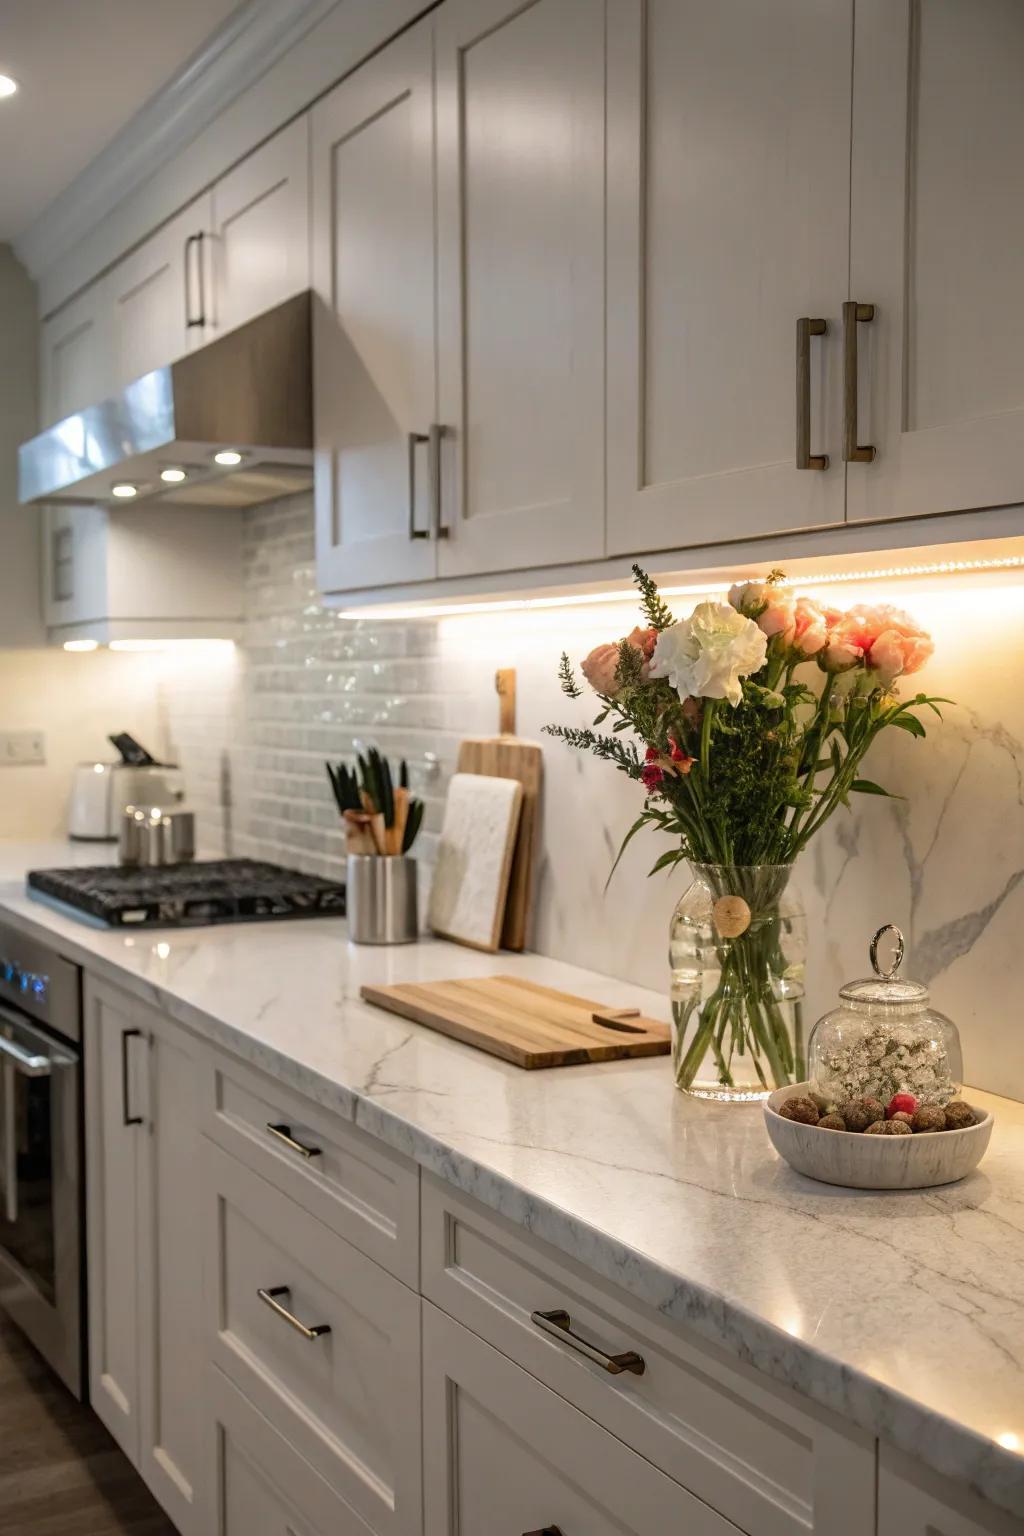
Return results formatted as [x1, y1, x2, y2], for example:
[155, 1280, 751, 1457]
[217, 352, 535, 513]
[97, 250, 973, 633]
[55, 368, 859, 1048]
[808, 924, 962, 1108]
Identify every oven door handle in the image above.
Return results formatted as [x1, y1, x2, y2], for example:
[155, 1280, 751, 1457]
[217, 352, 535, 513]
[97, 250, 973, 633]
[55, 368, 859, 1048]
[0, 1030, 51, 1077]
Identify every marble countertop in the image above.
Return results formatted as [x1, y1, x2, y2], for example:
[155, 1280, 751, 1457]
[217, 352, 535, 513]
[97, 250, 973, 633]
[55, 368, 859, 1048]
[2, 840, 1023, 1517]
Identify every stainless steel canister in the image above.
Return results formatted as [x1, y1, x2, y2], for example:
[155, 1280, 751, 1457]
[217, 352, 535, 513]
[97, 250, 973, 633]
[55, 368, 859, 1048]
[346, 855, 418, 944]
[120, 806, 196, 867]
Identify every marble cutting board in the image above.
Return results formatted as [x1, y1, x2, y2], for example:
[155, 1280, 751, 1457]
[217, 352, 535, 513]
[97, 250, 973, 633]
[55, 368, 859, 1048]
[427, 773, 523, 952]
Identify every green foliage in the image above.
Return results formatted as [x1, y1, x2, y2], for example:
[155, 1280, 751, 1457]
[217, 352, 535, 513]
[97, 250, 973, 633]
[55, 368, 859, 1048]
[558, 651, 583, 699]
[631, 563, 675, 631]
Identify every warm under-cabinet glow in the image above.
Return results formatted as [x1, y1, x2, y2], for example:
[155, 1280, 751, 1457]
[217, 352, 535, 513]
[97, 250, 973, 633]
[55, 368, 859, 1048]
[107, 638, 236, 655]
[62, 639, 99, 653]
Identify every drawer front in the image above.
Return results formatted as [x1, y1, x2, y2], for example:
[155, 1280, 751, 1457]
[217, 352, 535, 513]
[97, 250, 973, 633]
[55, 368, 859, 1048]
[204, 1141, 422, 1536]
[422, 1175, 874, 1536]
[203, 1046, 419, 1285]
[205, 1367, 373, 1536]
[424, 1302, 738, 1536]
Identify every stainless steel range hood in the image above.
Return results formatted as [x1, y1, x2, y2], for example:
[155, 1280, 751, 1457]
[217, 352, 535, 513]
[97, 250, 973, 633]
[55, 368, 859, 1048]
[19, 291, 312, 508]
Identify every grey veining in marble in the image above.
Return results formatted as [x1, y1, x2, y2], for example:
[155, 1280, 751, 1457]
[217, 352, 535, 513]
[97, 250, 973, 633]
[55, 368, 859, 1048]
[0, 839, 1022, 1518]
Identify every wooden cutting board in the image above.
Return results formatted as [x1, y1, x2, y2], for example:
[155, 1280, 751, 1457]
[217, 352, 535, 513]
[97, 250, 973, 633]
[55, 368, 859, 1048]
[456, 738, 543, 951]
[360, 974, 671, 1068]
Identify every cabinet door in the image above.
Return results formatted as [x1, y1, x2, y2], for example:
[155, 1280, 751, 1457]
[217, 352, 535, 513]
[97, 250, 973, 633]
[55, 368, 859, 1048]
[41, 502, 109, 630]
[212, 118, 310, 338]
[84, 978, 144, 1462]
[204, 1368, 373, 1536]
[39, 278, 113, 426]
[312, 20, 437, 593]
[109, 196, 213, 386]
[423, 1303, 737, 1536]
[606, 0, 851, 556]
[137, 1007, 204, 1535]
[435, 0, 606, 577]
[848, 0, 1024, 523]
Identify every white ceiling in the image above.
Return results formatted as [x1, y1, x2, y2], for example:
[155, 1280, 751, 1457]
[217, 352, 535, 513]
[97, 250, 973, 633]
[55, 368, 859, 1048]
[0, 0, 243, 242]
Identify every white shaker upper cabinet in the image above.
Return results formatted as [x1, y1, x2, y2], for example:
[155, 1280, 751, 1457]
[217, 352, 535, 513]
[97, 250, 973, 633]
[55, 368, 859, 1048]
[312, 19, 438, 592]
[211, 118, 310, 339]
[606, 0, 851, 557]
[435, 0, 606, 578]
[109, 196, 213, 388]
[848, 0, 1024, 523]
[40, 278, 114, 426]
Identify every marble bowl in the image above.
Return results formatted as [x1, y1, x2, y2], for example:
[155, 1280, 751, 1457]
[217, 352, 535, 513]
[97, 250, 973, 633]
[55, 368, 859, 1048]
[764, 1082, 993, 1189]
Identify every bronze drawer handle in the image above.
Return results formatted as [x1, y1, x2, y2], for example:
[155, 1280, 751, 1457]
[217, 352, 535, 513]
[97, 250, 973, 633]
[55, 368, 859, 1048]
[842, 300, 876, 463]
[796, 317, 829, 470]
[265, 1122, 321, 1160]
[257, 1287, 331, 1340]
[530, 1308, 645, 1376]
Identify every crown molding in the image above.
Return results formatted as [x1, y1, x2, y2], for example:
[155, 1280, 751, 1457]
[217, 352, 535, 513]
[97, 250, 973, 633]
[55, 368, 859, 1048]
[14, 0, 337, 282]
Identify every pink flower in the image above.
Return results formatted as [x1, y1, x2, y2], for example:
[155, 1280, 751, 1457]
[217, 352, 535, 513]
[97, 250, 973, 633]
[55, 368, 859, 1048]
[641, 746, 665, 791]
[865, 607, 934, 685]
[580, 643, 621, 696]
[580, 626, 658, 697]
[728, 580, 796, 645]
[791, 596, 828, 657]
[820, 606, 866, 672]
[668, 738, 696, 774]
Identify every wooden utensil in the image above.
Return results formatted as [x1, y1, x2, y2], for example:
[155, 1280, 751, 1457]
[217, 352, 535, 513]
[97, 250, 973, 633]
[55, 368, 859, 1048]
[360, 974, 670, 1068]
[456, 737, 542, 950]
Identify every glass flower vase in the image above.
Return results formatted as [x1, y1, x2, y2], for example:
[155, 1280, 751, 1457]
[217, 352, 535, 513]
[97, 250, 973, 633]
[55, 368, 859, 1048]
[669, 863, 807, 1102]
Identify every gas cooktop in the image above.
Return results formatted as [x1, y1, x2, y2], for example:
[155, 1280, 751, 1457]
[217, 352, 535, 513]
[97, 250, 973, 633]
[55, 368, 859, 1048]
[27, 859, 346, 929]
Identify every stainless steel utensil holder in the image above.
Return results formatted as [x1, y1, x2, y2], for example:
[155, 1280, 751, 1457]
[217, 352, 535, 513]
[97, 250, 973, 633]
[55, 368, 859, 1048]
[346, 855, 419, 945]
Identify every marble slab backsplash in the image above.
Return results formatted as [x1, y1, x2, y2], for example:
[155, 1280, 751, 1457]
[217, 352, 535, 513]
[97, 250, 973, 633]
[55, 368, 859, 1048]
[158, 492, 1024, 1103]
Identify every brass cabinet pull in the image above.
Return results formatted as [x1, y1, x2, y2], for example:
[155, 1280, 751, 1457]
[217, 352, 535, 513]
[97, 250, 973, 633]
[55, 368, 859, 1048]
[257, 1286, 331, 1340]
[407, 432, 430, 540]
[265, 1122, 321, 1160]
[428, 423, 448, 539]
[530, 1308, 645, 1376]
[842, 300, 876, 463]
[795, 317, 828, 470]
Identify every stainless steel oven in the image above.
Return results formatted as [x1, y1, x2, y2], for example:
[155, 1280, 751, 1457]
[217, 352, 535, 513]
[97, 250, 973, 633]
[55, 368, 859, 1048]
[0, 919, 83, 1398]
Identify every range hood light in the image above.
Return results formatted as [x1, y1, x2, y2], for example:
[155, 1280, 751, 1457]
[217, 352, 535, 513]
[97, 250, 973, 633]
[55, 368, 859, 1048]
[63, 639, 100, 653]
[213, 450, 243, 467]
[111, 482, 138, 499]
[159, 467, 187, 484]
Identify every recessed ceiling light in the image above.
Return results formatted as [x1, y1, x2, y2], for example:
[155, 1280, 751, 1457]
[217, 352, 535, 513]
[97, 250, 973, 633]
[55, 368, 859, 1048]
[0, 76, 18, 99]
[213, 450, 243, 467]
[63, 638, 99, 653]
[159, 467, 187, 484]
[111, 482, 138, 499]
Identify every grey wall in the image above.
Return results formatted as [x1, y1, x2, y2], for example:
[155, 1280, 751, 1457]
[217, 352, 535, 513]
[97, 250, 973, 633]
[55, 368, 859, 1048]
[0, 245, 42, 646]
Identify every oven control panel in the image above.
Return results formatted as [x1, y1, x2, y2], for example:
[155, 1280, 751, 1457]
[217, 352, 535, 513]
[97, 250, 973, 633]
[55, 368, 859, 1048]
[0, 921, 81, 1041]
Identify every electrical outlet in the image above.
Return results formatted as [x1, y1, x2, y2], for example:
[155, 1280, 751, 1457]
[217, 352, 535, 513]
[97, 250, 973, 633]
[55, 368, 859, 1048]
[0, 731, 46, 765]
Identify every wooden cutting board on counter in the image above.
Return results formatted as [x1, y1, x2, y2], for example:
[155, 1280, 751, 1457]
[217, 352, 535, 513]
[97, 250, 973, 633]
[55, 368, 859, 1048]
[456, 737, 542, 951]
[360, 974, 670, 1069]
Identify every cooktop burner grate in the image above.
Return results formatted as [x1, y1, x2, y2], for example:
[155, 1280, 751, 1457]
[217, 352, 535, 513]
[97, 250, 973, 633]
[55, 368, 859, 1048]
[27, 859, 346, 928]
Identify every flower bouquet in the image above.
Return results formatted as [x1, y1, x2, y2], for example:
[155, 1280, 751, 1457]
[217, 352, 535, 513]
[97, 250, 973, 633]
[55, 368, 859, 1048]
[546, 568, 946, 1101]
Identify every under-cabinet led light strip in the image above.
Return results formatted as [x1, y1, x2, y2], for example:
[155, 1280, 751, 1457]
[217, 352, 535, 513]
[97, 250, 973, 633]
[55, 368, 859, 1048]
[339, 553, 1024, 621]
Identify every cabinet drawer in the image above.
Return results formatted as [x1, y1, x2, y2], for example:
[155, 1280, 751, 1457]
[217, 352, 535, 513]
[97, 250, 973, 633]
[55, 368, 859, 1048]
[205, 1367, 373, 1536]
[204, 1142, 422, 1536]
[422, 1175, 873, 1536]
[424, 1302, 738, 1535]
[202, 1046, 418, 1285]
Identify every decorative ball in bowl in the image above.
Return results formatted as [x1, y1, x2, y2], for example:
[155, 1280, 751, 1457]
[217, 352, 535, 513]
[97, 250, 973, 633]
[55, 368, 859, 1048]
[764, 1082, 992, 1190]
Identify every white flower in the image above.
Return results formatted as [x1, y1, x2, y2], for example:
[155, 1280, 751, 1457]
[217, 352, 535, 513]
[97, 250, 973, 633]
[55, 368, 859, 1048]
[649, 602, 768, 707]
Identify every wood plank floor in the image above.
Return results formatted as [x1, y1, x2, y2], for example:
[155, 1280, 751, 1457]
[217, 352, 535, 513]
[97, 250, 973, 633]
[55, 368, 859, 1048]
[0, 1313, 178, 1535]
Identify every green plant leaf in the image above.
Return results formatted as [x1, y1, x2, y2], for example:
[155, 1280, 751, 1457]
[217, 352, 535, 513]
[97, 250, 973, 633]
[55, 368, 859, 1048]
[604, 812, 654, 891]
[890, 713, 926, 738]
[648, 847, 685, 877]
[851, 779, 901, 798]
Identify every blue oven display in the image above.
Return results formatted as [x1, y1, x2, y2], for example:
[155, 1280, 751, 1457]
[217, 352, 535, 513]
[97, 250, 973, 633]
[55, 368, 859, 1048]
[0, 958, 48, 1003]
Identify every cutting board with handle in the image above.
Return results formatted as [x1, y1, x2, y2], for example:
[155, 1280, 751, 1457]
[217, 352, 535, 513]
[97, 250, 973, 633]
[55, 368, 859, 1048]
[360, 974, 670, 1068]
[456, 737, 542, 951]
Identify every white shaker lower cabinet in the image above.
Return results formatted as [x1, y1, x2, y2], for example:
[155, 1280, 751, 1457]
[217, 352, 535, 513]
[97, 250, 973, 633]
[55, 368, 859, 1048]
[201, 1139, 422, 1536]
[85, 978, 204, 1534]
[878, 1447, 1022, 1536]
[423, 1301, 739, 1535]
[848, 0, 1024, 525]
[605, 0, 851, 557]
[434, 0, 606, 578]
